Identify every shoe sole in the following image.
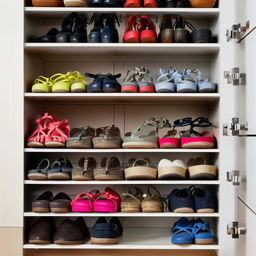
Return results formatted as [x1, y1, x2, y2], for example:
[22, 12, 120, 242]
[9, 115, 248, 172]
[195, 238, 214, 244]
[47, 173, 70, 180]
[28, 173, 47, 180]
[50, 208, 70, 213]
[27, 142, 44, 148]
[64, 0, 88, 6]
[197, 208, 215, 213]
[125, 166, 157, 180]
[32, 207, 50, 213]
[174, 208, 194, 213]
[45, 141, 66, 148]
[182, 141, 214, 149]
[54, 240, 86, 245]
[158, 166, 186, 180]
[188, 165, 217, 179]
[32, 0, 63, 6]
[91, 237, 120, 245]
[29, 239, 51, 244]
[122, 141, 158, 149]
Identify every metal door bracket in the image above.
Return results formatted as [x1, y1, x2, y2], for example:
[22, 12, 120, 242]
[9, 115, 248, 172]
[227, 170, 240, 185]
[224, 67, 246, 86]
[226, 21, 250, 42]
[227, 222, 246, 238]
[223, 118, 248, 136]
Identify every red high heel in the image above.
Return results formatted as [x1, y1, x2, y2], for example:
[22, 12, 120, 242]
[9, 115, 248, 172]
[124, 0, 142, 7]
[123, 15, 140, 43]
[144, 0, 158, 7]
[139, 15, 157, 43]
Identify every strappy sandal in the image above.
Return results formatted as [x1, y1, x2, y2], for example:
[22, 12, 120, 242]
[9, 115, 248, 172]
[195, 70, 217, 93]
[94, 157, 124, 180]
[121, 67, 139, 93]
[67, 126, 95, 148]
[171, 217, 193, 244]
[47, 157, 73, 180]
[45, 119, 70, 148]
[92, 126, 121, 148]
[121, 187, 144, 212]
[192, 218, 214, 244]
[125, 158, 157, 180]
[67, 71, 88, 93]
[122, 117, 159, 148]
[72, 157, 97, 181]
[123, 15, 140, 43]
[155, 68, 177, 93]
[187, 157, 217, 180]
[27, 113, 57, 148]
[50, 73, 72, 93]
[27, 158, 51, 180]
[32, 76, 53, 93]
[175, 68, 198, 93]
[174, 117, 215, 149]
[141, 185, 166, 212]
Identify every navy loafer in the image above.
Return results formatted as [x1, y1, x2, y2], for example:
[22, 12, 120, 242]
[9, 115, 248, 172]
[102, 73, 121, 92]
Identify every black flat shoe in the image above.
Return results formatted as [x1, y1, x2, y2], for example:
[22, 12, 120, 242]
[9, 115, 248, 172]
[34, 28, 59, 42]
[70, 14, 87, 43]
[89, 14, 104, 43]
[101, 14, 120, 43]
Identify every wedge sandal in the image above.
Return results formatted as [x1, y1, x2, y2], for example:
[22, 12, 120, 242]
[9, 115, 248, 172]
[32, 76, 53, 93]
[94, 157, 124, 180]
[28, 158, 50, 180]
[195, 70, 217, 93]
[72, 157, 96, 181]
[125, 158, 157, 180]
[175, 69, 197, 93]
[155, 68, 177, 93]
[122, 117, 158, 148]
[47, 157, 73, 180]
[121, 187, 144, 212]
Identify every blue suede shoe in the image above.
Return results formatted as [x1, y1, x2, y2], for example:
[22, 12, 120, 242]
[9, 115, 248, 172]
[192, 218, 214, 244]
[171, 217, 193, 244]
[167, 189, 194, 213]
[175, 68, 197, 93]
[91, 217, 123, 244]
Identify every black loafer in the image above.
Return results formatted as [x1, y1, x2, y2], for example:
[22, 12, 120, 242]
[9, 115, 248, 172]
[35, 28, 59, 42]
[89, 14, 104, 43]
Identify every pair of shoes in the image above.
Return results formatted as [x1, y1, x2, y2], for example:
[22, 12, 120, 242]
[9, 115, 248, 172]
[67, 125, 121, 148]
[164, 0, 189, 7]
[27, 157, 73, 180]
[121, 185, 166, 212]
[32, 191, 71, 213]
[123, 15, 157, 43]
[71, 187, 121, 212]
[34, 13, 87, 43]
[27, 113, 70, 148]
[124, 0, 158, 7]
[167, 186, 217, 213]
[155, 68, 216, 93]
[72, 156, 124, 180]
[32, 71, 88, 93]
[158, 158, 217, 180]
[29, 217, 90, 245]
[122, 66, 155, 93]
[89, 14, 120, 43]
[89, 0, 123, 6]
[85, 73, 121, 92]
[171, 217, 214, 244]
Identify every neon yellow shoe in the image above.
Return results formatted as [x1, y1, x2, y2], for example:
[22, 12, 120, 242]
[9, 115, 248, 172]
[50, 73, 71, 93]
[67, 71, 88, 93]
[32, 76, 52, 93]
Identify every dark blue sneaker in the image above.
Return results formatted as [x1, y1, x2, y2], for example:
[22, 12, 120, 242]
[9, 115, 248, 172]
[171, 217, 193, 244]
[167, 189, 194, 213]
[192, 218, 214, 244]
[191, 187, 217, 213]
[91, 217, 123, 244]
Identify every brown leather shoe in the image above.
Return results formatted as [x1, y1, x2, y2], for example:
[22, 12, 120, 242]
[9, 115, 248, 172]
[50, 192, 71, 213]
[54, 217, 90, 245]
[29, 218, 55, 244]
[32, 191, 53, 213]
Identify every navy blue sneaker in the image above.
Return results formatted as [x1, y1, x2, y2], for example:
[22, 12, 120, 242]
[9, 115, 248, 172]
[91, 217, 123, 244]
[167, 189, 194, 213]
[191, 187, 217, 213]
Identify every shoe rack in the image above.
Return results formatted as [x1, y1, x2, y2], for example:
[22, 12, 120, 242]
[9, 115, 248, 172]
[23, 1, 230, 255]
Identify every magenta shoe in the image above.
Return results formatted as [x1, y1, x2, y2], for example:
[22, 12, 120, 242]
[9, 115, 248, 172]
[94, 187, 121, 212]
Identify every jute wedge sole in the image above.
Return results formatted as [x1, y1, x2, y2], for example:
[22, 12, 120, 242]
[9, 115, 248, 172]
[197, 208, 215, 213]
[54, 239, 86, 245]
[29, 239, 51, 244]
[91, 237, 120, 244]
[188, 165, 217, 179]
[195, 238, 214, 244]
[158, 166, 186, 179]
[72, 176, 93, 181]
[32, 207, 49, 213]
[93, 141, 121, 149]
[182, 141, 214, 149]
[142, 202, 163, 212]
[64, 0, 88, 6]
[47, 173, 70, 180]
[125, 166, 157, 180]
[122, 141, 158, 149]
[94, 175, 123, 180]
[28, 173, 47, 180]
[121, 205, 140, 212]
[174, 207, 194, 213]
[27, 142, 44, 148]
[66, 138, 92, 149]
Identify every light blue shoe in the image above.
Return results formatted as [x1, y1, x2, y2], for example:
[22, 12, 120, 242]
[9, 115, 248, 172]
[155, 67, 177, 93]
[175, 69, 197, 93]
[192, 218, 214, 244]
[195, 70, 217, 93]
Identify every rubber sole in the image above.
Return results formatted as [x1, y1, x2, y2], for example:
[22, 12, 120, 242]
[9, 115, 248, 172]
[195, 238, 214, 244]
[182, 141, 214, 149]
[159, 143, 179, 148]
[54, 239, 86, 245]
[122, 141, 158, 149]
[121, 206, 141, 212]
[71, 88, 86, 93]
[32, 207, 50, 213]
[28, 173, 47, 180]
[93, 175, 123, 180]
[197, 208, 215, 213]
[47, 173, 70, 180]
[29, 239, 51, 244]
[32, 0, 63, 6]
[27, 142, 44, 148]
[51, 208, 70, 213]
[32, 89, 49, 93]
[72, 176, 93, 181]
[141, 36, 157, 43]
[91, 237, 120, 244]
[52, 89, 70, 93]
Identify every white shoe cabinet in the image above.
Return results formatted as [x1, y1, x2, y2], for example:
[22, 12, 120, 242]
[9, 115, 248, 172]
[5, 0, 254, 255]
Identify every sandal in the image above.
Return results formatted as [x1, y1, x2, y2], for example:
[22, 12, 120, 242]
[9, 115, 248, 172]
[94, 157, 124, 180]
[94, 187, 121, 212]
[92, 126, 121, 148]
[187, 157, 217, 180]
[195, 70, 217, 93]
[28, 158, 51, 180]
[121, 187, 144, 212]
[155, 68, 177, 93]
[139, 15, 157, 43]
[192, 218, 214, 244]
[125, 158, 157, 180]
[121, 67, 139, 93]
[67, 126, 95, 148]
[141, 185, 166, 212]
[158, 159, 187, 179]
[32, 76, 53, 93]
[136, 66, 155, 93]
[123, 118, 158, 148]
[174, 117, 215, 149]
[47, 157, 73, 180]
[50, 73, 72, 93]
[171, 217, 193, 244]
[175, 68, 198, 93]
[123, 15, 140, 43]
[67, 71, 88, 93]
[72, 157, 97, 181]
[27, 113, 57, 148]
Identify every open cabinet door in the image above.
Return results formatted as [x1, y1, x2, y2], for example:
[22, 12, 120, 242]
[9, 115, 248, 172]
[232, 0, 256, 255]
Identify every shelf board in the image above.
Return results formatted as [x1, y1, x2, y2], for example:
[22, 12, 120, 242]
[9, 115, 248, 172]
[24, 7, 220, 19]
[24, 93, 220, 105]
[24, 148, 220, 153]
[23, 227, 219, 250]
[24, 212, 219, 217]
[24, 43, 220, 58]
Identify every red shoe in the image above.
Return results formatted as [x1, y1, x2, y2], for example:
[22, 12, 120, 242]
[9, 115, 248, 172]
[123, 15, 140, 43]
[144, 0, 158, 7]
[124, 0, 142, 7]
[139, 15, 157, 43]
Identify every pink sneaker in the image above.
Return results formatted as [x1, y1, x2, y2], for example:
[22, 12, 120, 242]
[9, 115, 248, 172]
[94, 187, 121, 212]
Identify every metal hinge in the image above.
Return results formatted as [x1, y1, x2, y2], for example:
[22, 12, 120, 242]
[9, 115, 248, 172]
[226, 21, 250, 42]
[227, 222, 246, 238]
[227, 170, 240, 185]
[224, 67, 246, 86]
[223, 118, 248, 136]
